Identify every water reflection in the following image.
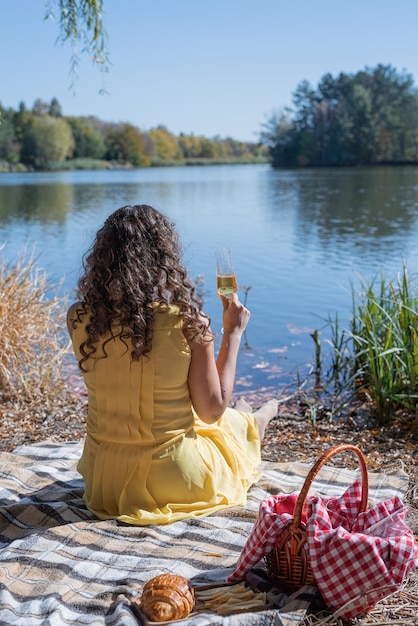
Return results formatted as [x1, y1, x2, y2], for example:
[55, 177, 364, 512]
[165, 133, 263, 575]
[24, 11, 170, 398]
[269, 167, 418, 242]
[0, 183, 74, 224]
[263, 167, 418, 281]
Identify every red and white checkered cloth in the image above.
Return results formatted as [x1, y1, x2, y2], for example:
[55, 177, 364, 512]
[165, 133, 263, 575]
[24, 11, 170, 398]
[228, 494, 301, 583]
[228, 479, 418, 619]
[306, 479, 418, 618]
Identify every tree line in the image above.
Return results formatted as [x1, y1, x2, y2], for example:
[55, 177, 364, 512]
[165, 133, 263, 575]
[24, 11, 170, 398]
[0, 98, 267, 171]
[261, 64, 418, 167]
[2, 64, 417, 172]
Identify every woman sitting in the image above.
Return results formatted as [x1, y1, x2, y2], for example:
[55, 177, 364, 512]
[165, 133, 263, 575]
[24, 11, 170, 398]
[67, 204, 277, 525]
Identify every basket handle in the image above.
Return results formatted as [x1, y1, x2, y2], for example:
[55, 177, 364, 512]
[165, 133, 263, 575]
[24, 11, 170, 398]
[290, 444, 368, 530]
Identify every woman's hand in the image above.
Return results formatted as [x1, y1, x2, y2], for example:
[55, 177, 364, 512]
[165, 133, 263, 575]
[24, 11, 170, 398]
[220, 293, 250, 336]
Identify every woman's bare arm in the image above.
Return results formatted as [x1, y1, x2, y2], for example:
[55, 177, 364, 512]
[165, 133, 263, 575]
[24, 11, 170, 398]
[187, 293, 250, 423]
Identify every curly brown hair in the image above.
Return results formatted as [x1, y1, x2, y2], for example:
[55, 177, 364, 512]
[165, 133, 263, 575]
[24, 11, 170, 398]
[72, 204, 210, 369]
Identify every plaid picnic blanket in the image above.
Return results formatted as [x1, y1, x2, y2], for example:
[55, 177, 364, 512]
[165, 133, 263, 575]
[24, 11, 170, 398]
[0, 440, 410, 625]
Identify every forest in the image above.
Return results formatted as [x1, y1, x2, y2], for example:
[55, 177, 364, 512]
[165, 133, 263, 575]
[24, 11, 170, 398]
[0, 98, 266, 172]
[2, 64, 418, 172]
[262, 64, 418, 167]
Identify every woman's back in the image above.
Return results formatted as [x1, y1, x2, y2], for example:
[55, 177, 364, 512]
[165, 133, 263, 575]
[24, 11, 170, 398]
[71, 304, 195, 445]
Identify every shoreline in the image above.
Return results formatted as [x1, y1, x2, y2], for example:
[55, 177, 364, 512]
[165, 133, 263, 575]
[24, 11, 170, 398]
[1, 381, 417, 480]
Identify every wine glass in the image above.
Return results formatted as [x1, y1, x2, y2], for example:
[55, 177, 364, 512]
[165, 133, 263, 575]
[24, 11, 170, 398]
[215, 248, 238, 297]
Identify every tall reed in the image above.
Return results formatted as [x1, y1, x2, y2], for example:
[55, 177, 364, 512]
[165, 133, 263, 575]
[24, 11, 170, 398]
[0, 252, 70, 405]
[321, 265, 418, 424]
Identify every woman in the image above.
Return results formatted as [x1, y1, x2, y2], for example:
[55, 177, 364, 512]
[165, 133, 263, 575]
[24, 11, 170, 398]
[67, 204, 277, 525]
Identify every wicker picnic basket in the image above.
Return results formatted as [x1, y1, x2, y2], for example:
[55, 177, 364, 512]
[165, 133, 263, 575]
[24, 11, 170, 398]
[264, 443, 369, 591]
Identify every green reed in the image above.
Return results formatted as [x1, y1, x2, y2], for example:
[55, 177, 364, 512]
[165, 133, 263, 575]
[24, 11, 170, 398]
[319, 265, 418, 424]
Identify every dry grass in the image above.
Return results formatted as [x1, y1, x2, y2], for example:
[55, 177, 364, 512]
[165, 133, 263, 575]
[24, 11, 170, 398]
[0, 251, 70, 406]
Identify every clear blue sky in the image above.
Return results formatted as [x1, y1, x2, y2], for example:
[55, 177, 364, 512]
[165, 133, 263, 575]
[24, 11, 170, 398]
[1, 1, 418, 142]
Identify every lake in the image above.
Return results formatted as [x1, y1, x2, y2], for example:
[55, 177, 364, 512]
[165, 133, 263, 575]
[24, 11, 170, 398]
[1, 163, 418, 398]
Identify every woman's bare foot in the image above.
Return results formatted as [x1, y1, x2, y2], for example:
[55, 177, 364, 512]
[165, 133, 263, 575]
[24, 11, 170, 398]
[253, 399, 278, 440]
[234, 397, 253, 412]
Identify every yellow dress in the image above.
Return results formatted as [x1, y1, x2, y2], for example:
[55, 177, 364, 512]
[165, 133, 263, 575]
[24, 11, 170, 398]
[71, 303, 262, 525]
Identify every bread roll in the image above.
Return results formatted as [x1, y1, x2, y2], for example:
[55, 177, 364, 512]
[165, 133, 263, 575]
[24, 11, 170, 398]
[140, 573, 194, 622]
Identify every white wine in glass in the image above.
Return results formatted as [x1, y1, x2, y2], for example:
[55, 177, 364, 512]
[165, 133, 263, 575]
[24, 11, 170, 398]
[215, 248, 238, 296]
[217, 274, 238, 296]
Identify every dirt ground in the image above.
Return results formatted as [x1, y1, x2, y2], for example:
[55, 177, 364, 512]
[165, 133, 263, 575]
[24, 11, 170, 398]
[0, 384, 417, 625]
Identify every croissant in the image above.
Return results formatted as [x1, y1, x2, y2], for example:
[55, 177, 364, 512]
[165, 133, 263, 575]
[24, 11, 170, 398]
[140, 573, 195, 622]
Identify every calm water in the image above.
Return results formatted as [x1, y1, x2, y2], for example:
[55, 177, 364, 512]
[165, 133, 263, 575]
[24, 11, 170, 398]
[1, 164, 418, 396]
